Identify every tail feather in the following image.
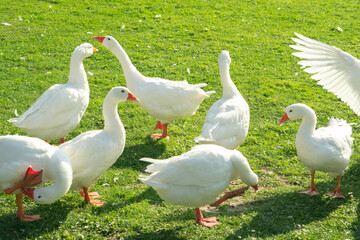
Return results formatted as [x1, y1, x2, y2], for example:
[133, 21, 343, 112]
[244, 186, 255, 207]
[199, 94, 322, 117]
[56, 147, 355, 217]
[205, 91, 216, 97]
[139, 175, 168, 189]
[140, 157, 168, 173]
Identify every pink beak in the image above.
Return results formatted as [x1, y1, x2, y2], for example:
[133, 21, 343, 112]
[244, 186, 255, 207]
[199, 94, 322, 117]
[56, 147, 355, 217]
[278, 113, 290, 125]
[127, 92, 139, 102]
[93, 36, 105, 43]
[22, 188, 35, 199]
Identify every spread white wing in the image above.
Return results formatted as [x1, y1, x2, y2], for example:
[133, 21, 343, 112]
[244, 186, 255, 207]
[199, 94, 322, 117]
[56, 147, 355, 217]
[290, 33, 360, 115]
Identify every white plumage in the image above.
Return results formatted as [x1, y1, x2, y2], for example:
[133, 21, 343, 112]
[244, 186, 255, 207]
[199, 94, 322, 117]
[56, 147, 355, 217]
[93, 36, 214, 139]
[9, 43, 98, 142]
[290, 33, 360, 115]
[195, 50, 249, 149]
[279, 103, 353, 198]
[0, 135, 72, 221]
[140, 144, 258, 227]
[59, 87, 138, 206]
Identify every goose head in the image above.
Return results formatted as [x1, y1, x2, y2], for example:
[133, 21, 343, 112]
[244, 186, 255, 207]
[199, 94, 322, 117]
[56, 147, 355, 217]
[218, 50, 231, 66]
[22, 187, 64, 204]
[93, 36, 117, 51]
[73, 43, 98, 59]
[107, 86, 139, 103]
[278, 103, 314, 125]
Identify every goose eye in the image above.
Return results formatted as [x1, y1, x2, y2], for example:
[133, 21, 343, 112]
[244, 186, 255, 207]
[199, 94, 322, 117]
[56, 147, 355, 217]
[289, 110, 293, 113]
[121, 90, 125, 93]
[38, 196, 41, 199]
[108, 38, 111, 40]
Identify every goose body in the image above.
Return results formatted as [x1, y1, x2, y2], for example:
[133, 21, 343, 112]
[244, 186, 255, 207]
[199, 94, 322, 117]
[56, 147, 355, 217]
[195, 51, 249, 149]
[140, 144, 258, 227]
[9, 43, 98, 142]
[0, 135, 72, 221]
[59, 87, 138, 205]
[93, 36, 214, 139]
[290, 33, 360, 115]
[279, 103, 353, 198]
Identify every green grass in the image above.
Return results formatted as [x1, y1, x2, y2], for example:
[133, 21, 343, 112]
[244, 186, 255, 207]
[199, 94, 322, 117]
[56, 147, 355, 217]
[1, 0, 360, 239]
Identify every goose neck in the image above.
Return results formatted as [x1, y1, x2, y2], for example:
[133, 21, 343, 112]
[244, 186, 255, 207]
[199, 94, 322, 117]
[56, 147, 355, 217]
[111, 43, 136, 72]
[102, 95, 125, 136]
[68, 53, 88, 89]
[219, 63, 239, 97]
[298, 112, 317, 135]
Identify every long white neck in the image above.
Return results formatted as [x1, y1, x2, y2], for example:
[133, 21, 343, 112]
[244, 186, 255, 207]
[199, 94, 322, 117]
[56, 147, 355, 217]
[36, 158, 72, 204]
[67, 52, 89, 90]
[109, 42, 142, 82]
[219, 62, 239, 98]
[231, 151, 258, 186]
[102, 94, 125, 143]
[297, 110, 317, 136]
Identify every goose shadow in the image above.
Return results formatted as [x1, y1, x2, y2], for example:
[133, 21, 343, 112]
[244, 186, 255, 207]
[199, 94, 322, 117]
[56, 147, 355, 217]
[0, 197, 73, 239]
[222, 184, 349, 239]
[124, 227, 186, 240]
[347, 159, 360, 239]
[113, 138, 166, 171]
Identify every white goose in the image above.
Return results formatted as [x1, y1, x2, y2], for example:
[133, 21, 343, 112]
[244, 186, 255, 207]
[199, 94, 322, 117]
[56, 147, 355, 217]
[290, 33, 360, 115]
[139, 144, 258, 227]
[93, 36, 214, 139]
[195, 50, 249, 149]
[59, 87, 138, 206]
[9, 43, 98, 143]
[0, 135, 72, 221]
[279, 103, 353, 198]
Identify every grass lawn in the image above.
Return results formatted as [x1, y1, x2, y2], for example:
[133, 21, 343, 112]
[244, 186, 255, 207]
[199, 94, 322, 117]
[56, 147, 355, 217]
[1, 0, 360, 239]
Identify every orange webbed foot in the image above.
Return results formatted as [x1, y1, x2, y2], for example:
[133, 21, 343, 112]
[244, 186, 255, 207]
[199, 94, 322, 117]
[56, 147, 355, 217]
[17, 213, 41, 222]
[299, 187, 319, 196]
[198, 217, 221, 227]
[4, 167, 43, 195]
[327, 189, 345, 199]
[23, 167, 43, 187]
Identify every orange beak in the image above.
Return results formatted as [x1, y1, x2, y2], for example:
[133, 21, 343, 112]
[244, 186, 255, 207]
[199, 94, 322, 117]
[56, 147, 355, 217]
[278, 113, 290, 125]
[93, 47, 98, 53]
[127, 92, 139, 102]
[252, 185, 258, 191]
[93, 36, 105, 43]
[22, 188, 35, 199]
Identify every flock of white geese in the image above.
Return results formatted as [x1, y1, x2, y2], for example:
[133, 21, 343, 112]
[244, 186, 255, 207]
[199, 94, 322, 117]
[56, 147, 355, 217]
[0, 33, 358, 227]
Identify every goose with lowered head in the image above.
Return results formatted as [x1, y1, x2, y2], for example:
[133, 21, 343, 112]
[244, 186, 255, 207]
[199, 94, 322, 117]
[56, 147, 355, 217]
[59, 86, 138, 206]
[195, 50, 249, 149]
[139, 144, 258, 227]
[93, 36, 214, 139]
[0, 135, 72, 221]
[290, 33, 360, 115]
[9, 43, 98, 143]
[279, 103, 353, 198]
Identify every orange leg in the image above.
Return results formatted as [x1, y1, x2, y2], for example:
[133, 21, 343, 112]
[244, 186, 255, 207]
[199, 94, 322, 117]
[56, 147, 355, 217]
[210, 186, 249, 207]
[327, 176, 345, 198]
[151, 122, 169, 139]
[80, 187, 105, 206]
[299, 171, 319, 196]
[15, 194, 41, 222]
[195, 208, 220, 227]
[60, 138, 65, 144]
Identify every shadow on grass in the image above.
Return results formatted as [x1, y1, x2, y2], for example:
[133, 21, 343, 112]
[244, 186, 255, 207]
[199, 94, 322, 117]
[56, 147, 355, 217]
[113, 138, 167, 171]
[223, 188, 347, 239]
[347, 159, 360, 240]
[124, 228, 186, 240]
[0, 199, 73, 239]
